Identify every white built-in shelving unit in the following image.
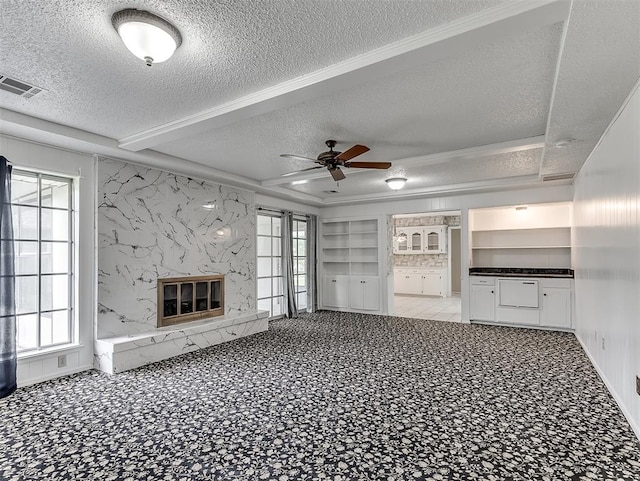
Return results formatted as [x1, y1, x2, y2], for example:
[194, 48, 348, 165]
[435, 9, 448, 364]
[469, 203, 572, 268]
[320, 217, 382, 312]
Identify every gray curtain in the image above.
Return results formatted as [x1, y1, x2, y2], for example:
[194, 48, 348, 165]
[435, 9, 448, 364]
[281, 212, 298, 318]
[0, 156, 16, 398]
[306, 214, 318, 313]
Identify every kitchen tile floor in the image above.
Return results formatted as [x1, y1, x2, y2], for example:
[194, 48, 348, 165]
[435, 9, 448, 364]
[393, 294, 461, 322]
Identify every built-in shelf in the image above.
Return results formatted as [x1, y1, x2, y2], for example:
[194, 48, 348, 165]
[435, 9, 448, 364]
[470, 204, 571, 268]
[320, 218, 382, 312]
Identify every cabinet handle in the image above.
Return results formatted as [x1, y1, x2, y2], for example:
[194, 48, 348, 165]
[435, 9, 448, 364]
[543, 293, 547, 296]
[332, 280, 336, 283]
[522, 282, 536, 285]
[491, 290, 494, 293]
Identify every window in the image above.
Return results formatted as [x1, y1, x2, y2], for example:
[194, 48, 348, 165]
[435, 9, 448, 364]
[256, 214, 283, 318]
[293, 217, 307, 310]
[10, 170, 74, 352]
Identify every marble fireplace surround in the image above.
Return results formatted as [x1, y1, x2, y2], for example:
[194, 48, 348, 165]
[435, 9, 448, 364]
[95, 158, 267, 374]
[95, 311, 269, 375]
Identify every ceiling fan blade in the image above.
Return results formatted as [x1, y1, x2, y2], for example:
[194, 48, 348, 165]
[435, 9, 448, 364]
[336, 144, 369, 161]
[280, 154, 317, 162]
[345, 161, 392, 169]
[281, 165, 325, 177]
[329, 167, 346, 181]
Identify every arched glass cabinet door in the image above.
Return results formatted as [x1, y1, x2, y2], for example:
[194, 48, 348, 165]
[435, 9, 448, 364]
[396, 231, 408, 252]
[426, 230, 440, 252]
[411, 231, 422, 252]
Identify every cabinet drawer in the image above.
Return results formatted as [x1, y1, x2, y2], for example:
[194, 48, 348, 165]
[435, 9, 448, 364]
[540, 278, 572, 288]
[470, 276, 495, 286]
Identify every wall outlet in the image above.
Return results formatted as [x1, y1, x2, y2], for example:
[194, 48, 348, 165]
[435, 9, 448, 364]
[636, 375, 640, 396]
[57, 355, 67, 368]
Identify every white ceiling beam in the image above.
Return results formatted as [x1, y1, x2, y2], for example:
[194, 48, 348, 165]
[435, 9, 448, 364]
[261, 135, 545, 186]
[0, 109, 326, 206]
[393, 135, 546, 167]
[320, 174, 545, 205]
[118, 0, 570, 152]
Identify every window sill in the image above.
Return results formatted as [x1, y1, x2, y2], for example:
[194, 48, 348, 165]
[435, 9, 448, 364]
[17, 343, 84, 361]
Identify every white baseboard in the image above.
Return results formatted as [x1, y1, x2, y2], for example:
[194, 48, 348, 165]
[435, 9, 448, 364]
[18, 364, 94, 388]
[575, 333, 640, 442]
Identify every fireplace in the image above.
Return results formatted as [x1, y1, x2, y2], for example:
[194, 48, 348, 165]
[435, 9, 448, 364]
[157, 275, 224, 327]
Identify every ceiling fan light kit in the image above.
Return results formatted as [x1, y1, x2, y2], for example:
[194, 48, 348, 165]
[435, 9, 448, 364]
[386, 177, 407, 190]
[281, 140, 391, 181]
[112, 9, 182, 66]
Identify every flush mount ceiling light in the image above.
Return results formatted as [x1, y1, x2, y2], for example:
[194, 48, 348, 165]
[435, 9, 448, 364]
[112, 9, 182, 66]
[385, 177, 407, 190]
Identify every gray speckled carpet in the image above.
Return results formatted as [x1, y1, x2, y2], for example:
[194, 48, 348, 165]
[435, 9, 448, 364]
[2, 311, 639, 480]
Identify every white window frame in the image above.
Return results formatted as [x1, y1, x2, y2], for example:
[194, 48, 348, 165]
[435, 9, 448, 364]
[292, 216, 308, 311]
[256, 213, 284, 319]
[11, 169, 75, 354]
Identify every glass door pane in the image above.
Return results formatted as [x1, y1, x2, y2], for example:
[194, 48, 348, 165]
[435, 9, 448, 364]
[180, 283, 193, 314]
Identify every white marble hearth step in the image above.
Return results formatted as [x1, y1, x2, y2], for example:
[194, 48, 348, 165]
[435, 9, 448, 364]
[94, 310, 269, 375]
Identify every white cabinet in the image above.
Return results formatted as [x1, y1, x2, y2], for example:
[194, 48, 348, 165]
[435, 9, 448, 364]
[394, 271, 421, 295]
[424, 226, 446, 254]
[394, 268, 446, 296]
[469, 275, 573, 330]
[349, 277, 380, 311]
[422, 271, 445, 296]
[394, 226, 446, 254]
[470, 277, 495, 321]
[393, 227, 423, 254]
[322, 275, 349, 308]
[541, 287, 571, 328]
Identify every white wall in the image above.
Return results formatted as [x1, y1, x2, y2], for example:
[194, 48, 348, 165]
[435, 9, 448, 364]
[0, 136, 96, 386]
[320, 185, 573, 321]
[573, 81, 640, 438]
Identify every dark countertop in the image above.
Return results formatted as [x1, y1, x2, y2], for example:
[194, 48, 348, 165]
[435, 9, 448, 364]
[469, 267, 574, 278]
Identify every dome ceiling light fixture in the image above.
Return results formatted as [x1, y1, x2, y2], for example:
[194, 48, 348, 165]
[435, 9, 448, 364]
[385, 177, 407, 190]
[112, 9, 182, 67]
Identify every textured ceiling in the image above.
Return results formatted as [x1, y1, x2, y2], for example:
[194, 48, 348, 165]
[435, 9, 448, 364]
[1, 0, 639, 206]
[0, 0, 504, 139]
[155, 24, 562, 180]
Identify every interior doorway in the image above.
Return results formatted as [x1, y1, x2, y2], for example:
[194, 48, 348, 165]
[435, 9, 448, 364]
[391, 211, 462, 322]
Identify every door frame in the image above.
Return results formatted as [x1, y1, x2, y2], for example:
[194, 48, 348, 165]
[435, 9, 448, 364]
[448, 225, 461, 297]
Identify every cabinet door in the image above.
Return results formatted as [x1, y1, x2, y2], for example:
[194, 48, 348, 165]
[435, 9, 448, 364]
[361, 277, 380, 311]
[394, 229, 410, 253]
[349, 277, 380, 310]
[323, 276, 349, 308]
[409, 229, 423, 252]
[541, 288, 571, 328]
[422, 273, 442, 296]
[470, 285, 495, 321]
[394, 272, 415, 294]
[424, 227, 445, 253]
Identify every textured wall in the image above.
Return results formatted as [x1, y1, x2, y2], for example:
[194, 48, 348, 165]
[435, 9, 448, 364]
[573, 82, 640, 437]
[393, 215, 460, 267]
[98, 159, 255, 338]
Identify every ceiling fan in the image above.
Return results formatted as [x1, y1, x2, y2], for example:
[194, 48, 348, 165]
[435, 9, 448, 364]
[280, 140, 392, 181]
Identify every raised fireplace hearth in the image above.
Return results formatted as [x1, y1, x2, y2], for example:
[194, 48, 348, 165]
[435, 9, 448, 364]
[157, 274, 224, 327]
